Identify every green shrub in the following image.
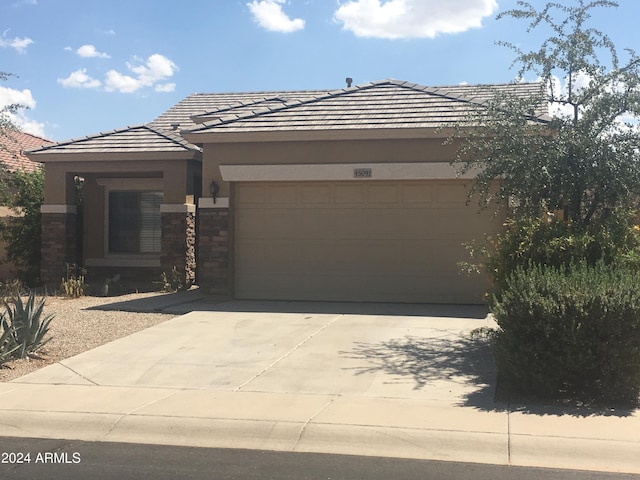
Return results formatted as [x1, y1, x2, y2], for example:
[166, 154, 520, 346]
[0, 168, 44, 286]
[491, 262, 640, 406]
[474, 211, 640, 294]
[0, 279, 24, 301]
[1, 292, 54, 359]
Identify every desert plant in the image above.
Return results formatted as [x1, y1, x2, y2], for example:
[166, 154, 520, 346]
[157, 266, 187, 293]
[0, 278, 25, 301]
[0, 325, 19, 367]
[2, 292, 54, 359]
[491, 261, 640, 406]
[60, 263, 87, 298]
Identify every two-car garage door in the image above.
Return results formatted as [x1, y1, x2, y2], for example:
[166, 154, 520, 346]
[234, 181, 502, 304]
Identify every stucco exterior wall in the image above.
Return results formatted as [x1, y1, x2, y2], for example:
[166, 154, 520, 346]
[201, 137, 461, 198]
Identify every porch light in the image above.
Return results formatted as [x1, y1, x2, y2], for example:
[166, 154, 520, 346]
[210, 180, 219, 204]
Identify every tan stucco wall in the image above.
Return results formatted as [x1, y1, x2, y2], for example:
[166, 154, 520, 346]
[201, 137, 460, 198]
[43, 159, 201, 206]
[41, 157, 201, 263]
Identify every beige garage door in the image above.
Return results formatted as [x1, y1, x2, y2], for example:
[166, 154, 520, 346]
[234, 181, 502, 304]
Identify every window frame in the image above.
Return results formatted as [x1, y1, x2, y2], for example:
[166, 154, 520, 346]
[91, 178, 164, 268]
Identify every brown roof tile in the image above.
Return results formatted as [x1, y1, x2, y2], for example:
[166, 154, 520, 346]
[27, 124, 201, 156]
[0, 130, 52, 173]
[185, 79, 548, 135]
[150, 90, 329, 132]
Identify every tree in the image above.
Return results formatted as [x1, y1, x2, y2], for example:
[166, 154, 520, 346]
[0, 71, 41, 285]
[0, 71, 22, 164]
[455, 0, 640, 226]
[1, 168, 44, 285]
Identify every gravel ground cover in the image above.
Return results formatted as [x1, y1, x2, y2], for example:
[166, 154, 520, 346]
[0, 292, 176, 382]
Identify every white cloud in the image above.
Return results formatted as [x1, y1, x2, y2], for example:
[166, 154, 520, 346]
[155, 83, 176, 93]
[0, 33, 33, 54]
[105, 54, 178, 93]
[77, 44, 110, 58]
[0, 86, 36, 110]
[57, 69, 102, 89]
[334, 0, 497, 39]
[248, 0, 305, 33]
[104, 70, 139, 93]
[0, 86, 45, 137]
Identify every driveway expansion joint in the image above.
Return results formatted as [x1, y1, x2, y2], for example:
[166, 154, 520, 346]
[59, 362, 100, 386]
[234, 314, 344, 391]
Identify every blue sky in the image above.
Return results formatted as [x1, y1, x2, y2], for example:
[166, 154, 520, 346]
[1, 0, 638, 142]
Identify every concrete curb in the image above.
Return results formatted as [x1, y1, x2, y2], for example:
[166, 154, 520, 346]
[0, 384, 638, 474]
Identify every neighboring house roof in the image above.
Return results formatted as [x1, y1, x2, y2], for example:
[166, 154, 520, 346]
[26, 124, 201, 157]
[0, 130, 52, 172]
[185, 79, 549, 135]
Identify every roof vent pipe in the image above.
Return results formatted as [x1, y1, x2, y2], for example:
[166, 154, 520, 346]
[170, 123, 180, 131]
[346, 77, 353, 88]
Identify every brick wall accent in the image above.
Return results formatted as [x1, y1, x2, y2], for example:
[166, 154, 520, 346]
[41, 212, 78, 286]
[197, 207, 230, 296]
[160, 211, 196, 286]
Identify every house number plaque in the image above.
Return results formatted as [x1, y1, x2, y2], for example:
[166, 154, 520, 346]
[353, 168, 372, 178]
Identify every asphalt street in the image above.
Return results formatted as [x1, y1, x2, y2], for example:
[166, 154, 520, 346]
[1, 437, 639, 480]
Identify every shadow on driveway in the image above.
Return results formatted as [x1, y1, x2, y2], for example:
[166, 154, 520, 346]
[88, 289, 636, 418]
[89, 290, 490, 319]
[340, 332, 637, 418]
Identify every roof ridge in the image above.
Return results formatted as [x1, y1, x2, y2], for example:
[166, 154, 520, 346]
[26, 124, 202, 154]
[191, 96, 290, 119]
[184, 81, 405, 132]
[185, 78, 540, 133]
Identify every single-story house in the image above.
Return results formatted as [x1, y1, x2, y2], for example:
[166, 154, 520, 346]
[28, 79, 548, 303]
[0, 130, 53, 279]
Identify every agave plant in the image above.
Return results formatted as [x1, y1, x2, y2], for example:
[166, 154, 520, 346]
[2, 292, 54, 359]
[0, 324, 20, 366]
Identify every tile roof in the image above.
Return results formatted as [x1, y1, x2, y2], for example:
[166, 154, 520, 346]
[150, 90, 328, 132]
[26, 79, 548, 157]
[27, 124, 201, 156]
[0, 130, 52, 172]
[185, 79, 549, 135]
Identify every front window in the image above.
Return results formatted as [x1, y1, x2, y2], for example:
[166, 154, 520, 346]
[108, 191, 162, 254]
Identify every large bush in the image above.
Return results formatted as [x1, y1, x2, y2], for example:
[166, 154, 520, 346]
[0, 168, 44, 285]
[491, 262, 640, 406]
[481, 212, 640, 294]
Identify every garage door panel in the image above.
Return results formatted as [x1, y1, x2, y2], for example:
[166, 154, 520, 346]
[234, 181, 501, 303]
[401, 184, 434, 203]
[236, 271, 490, 303]
[334, 184, 367, 204]
[236, 209, 304, 237]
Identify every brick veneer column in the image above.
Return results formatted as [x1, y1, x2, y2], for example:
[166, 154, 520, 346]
[197, 198, 230, 296]
[160, 204, 196, 286]
[40, 205, 77, 286]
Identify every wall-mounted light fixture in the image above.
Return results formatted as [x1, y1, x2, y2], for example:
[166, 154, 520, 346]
[210, 180, 219, 204]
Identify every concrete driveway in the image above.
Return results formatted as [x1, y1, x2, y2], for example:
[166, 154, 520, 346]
[4, 298, 640, 474]
[15, 301, 495, 406]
